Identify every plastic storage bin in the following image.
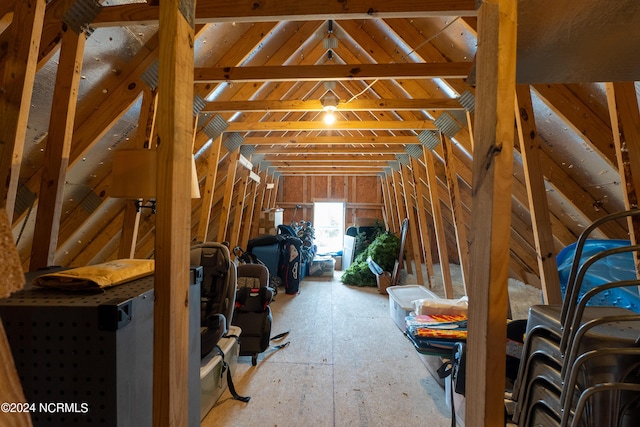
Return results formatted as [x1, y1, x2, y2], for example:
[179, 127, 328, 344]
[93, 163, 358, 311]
[387, 285, 438, 332]
[200, 325, 242, 420]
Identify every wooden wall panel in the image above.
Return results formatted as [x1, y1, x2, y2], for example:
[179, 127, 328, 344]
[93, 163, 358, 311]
[330, 176, 345, 198]
[277, 175, 384, 231]
[313, 176, 328, 199]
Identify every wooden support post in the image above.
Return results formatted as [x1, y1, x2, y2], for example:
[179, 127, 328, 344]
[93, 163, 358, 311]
[466, 1, 517, 426]
[515, 85, 562, 304]
[154, 1, 195, 425]
[383, 174, 398, 232]
[400, 164, 425, 285]
[240, 173, 260, 249]
[119, 89, 158, 258]
[423, 148, 455, 298]
[606, 82, 640, 248]
[270, 175, 281, 209]
[217, 150, 241, 243]
[441, 134, 470, 295]
[119, 201, 142, 259]
[196, 135, 224, 242]
[250, 171, 268, 238]
[379, 176, 391, 231]
[0, 0, 45, 223]
[30, 27, 85, 270]
[410, 158, 436, 288]
[390, 170, 405, 235]
[229, 169, 250, 247]
[394, 169, 414, 274]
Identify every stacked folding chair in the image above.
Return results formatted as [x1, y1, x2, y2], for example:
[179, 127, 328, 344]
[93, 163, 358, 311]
[512, 209, 640, 426]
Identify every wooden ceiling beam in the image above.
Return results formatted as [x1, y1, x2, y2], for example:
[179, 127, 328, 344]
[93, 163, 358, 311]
[266, 161, 390, 167]
[203, 97, 463, 112]
[244, 136, 418, 145]
[195, 62, 472, 83]
[93, 0, 478, 26]
[226, 120, 435, 131]
[263, 154, 396, 162]
[253, 146, 406, 154]
[279, 171, 381, 176]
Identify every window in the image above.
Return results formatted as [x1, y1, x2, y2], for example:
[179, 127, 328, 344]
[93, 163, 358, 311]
[313, 202, 345, 254]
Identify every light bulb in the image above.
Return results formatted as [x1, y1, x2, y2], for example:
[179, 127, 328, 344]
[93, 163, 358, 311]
[323, 111, 336, 125]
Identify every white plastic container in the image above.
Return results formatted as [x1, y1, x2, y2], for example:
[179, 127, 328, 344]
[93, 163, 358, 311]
[387, 285, 439, 331]
[200, 325, 241, 420]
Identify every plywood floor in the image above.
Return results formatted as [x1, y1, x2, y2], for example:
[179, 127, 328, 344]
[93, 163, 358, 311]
[201, 264, 542, 427]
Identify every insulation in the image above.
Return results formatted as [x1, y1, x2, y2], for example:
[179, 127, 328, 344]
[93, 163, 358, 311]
[0, 209, 25, 299]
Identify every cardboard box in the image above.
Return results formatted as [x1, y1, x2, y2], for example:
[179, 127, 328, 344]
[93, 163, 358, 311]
[376, 271, 392, 294]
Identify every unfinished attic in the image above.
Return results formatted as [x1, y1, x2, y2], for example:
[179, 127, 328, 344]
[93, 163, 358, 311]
[2, 0, 640, 426]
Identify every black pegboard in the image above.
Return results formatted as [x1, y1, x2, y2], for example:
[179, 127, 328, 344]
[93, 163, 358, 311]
[0, 276, 155, 426]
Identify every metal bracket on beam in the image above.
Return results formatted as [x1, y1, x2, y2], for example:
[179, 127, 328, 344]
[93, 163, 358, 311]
[418, 130, 441, 151]
[203, 115, 229, 140]
[63, 0, 101, 36]
[223, 132, 244, 152]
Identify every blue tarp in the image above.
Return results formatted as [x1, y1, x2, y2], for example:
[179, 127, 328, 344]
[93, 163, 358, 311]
[557, 239, 640, 312]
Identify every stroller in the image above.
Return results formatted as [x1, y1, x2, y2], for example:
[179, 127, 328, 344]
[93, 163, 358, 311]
[232, 263, 290, 365]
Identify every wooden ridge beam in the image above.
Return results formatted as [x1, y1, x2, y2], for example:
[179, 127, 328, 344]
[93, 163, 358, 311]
[226, 120, 435, 132]
[93, 0, 478, 26]
[195, 62, 472, 83]
[203, 97, 463, 112]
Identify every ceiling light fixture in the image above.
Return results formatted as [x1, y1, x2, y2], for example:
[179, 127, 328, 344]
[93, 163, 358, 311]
[321, 92, 339, 125]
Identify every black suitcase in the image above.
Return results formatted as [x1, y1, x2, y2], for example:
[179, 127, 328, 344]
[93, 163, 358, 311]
[246, 234, 285, 289]
[279, 236, 302, 294]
